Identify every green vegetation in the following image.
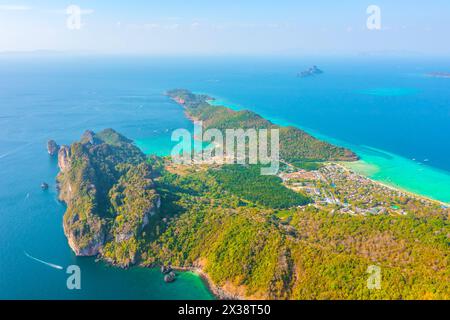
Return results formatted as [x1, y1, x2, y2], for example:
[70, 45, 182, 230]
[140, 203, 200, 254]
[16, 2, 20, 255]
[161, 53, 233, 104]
[57, 129, 160, 267]
[166, 89, 358, 163]
[58, 127, 449, 300]
[290, 161, 323, 171]
[143, 164, 449, 299]
[209, 165, 310, 208]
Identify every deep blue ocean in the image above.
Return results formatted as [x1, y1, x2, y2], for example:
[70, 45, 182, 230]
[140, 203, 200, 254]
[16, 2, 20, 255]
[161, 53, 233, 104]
[0, 55, 449, 299]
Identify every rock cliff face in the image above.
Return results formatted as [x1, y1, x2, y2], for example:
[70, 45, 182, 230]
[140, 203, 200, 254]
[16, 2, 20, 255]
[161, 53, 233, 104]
[58, 145, 71, 172]
[142, 194, 161, 230]
[56, 129, 160, 265]
[47, 140, 59, 156]
[63, 217, 106, 256]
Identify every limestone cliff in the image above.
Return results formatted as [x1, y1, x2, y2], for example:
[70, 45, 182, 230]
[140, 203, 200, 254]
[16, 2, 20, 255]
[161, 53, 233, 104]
[56, 129, 160, 266]
[57, 145, 71, 173]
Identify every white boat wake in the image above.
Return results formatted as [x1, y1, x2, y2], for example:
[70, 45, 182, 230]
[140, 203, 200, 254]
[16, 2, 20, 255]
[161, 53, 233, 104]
[0, 142, 33, 159]
[24, 251, 63, 270]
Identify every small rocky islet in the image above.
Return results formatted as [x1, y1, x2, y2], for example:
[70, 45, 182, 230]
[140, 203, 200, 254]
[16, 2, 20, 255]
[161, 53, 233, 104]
[161, 265, 176, 283]
[47, 139, 59, 156]
[297, 65, 323, 78]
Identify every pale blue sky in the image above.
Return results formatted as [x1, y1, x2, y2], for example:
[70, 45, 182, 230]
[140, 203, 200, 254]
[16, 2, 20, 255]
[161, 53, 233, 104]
[1, 0, 450, 55]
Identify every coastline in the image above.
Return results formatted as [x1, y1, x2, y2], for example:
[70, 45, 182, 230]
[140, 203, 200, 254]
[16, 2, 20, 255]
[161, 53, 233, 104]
[336, 162, 449, 207]
[170, 266, 243, 300]
[201, 95, 450, 205]
[342, 152, 450, 205]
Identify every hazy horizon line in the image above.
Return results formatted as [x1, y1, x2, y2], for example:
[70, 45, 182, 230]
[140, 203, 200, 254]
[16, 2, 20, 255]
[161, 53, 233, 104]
[1, 49, 449, 59]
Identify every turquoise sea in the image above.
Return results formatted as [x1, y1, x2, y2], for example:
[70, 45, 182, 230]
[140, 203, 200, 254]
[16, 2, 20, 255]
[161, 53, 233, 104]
[0, 55, 449, 299]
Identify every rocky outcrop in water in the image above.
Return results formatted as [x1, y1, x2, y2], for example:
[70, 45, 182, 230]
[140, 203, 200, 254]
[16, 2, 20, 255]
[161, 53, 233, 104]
[47, 140, 59, 156]
[297, 65, 323, 78]
[164, 271, 176, 283]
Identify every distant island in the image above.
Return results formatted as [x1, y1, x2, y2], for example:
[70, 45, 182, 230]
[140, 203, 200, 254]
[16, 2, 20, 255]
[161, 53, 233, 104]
[297, 65, 323, 78]
[52, 90, 449, 300]
[426, 72, 450, 79]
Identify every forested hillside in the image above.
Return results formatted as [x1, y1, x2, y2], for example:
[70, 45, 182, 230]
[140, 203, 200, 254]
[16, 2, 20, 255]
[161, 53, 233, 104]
[166, 89, 358, 162]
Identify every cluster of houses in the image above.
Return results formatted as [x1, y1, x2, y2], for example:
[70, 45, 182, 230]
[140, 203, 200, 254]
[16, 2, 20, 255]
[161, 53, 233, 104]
[278, 164, 437, 216]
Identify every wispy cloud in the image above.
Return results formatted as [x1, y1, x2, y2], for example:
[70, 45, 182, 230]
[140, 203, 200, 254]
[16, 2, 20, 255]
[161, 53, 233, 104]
[80, 9, 94, 15]
[44, 7, 94, 15]
[0, 4, 31, 11]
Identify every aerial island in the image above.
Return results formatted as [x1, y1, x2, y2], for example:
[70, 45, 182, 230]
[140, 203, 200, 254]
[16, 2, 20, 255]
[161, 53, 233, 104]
[52, 90, 449, 299]
[297, 65, 324, 78]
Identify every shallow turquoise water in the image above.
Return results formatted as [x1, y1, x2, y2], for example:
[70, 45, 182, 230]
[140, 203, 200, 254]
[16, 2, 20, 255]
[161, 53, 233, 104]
[345, 147, 450, 204]
[135, 134, 176, 156]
